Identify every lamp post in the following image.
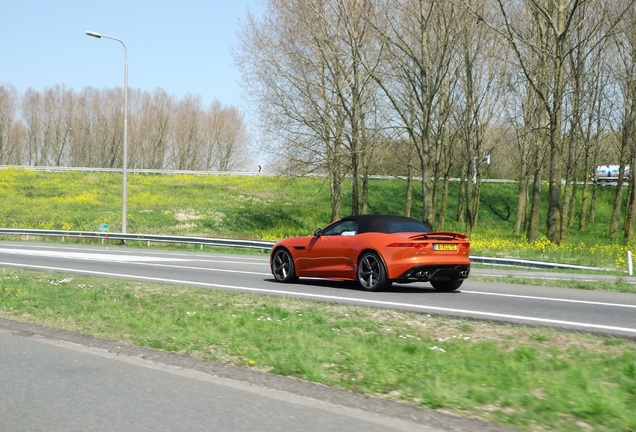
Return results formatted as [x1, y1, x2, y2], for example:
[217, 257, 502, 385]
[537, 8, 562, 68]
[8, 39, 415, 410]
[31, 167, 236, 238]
[85, 31, 128, 234]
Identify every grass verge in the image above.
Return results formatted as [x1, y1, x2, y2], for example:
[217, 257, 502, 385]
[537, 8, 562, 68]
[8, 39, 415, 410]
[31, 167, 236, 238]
[1, 268, 634, 432]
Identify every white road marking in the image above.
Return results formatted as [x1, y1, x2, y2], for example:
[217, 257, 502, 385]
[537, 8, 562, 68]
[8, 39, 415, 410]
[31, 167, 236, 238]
[0, 248, 187, 263]
[463, 290, 636, 309]
[133, 261, 271, 276]
[1, 261, 635, 335]
[0, 247, 270, 275]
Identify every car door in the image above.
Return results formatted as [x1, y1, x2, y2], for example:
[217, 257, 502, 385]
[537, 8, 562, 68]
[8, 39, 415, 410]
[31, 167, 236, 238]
[298, 220, 358, 278]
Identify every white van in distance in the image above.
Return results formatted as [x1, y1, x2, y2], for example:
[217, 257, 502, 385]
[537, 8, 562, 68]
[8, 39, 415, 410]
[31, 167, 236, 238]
[591, 165, 630, 184]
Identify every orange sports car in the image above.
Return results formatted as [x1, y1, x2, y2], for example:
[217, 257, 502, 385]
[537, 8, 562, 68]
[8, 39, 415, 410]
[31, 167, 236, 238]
[270, 214, 470, 291]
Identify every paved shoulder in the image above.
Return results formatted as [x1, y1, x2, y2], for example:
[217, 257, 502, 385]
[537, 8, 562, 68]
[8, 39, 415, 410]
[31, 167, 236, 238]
[0, 318, 518, 432]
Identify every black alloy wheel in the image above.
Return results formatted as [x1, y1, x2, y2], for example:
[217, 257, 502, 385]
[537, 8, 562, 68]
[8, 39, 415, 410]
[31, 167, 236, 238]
[357, 252, 390, 291]
[271, 248, 298, 283]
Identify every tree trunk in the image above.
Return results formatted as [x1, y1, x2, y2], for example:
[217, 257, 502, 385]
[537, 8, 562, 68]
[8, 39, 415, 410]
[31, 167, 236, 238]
[610, 164, 628, 236]
[438, 177, 449, 231]
[527, 166, 543, 243]
[361, 171, 369, 215]
[465, 161, 474, 236]
[589, 181, 598, 224]
[404, 163, 413, 217]
[624, 157, 636, 241]
[625, 178, 636, 242]
[568, 180, 578, 228]
[419, 145, 435, 227]
[514, 175, 529, 236]
[472, 173, 482, 228]
[457, 174, 465, 225]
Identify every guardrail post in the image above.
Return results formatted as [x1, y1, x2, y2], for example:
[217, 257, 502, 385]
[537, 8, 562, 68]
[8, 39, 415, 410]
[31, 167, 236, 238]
[628, 251, 633, 276]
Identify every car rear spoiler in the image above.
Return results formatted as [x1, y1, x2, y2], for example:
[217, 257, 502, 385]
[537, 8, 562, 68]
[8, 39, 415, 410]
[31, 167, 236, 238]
[408, 232, 468, 241]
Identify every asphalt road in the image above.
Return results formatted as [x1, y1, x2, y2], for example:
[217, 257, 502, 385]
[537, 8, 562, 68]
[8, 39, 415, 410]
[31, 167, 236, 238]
[0, 241, 634, 338]
[1, 241, 635, 431]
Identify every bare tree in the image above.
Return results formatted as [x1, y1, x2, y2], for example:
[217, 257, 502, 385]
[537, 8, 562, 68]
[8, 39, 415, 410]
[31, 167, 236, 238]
[169, 94, 205, 170]
[495, 0, 586, 244]
[610, 3, 636, 240]
[0, 84, 251, 173]
[41, 85, 74, 166]
[327, 0, 385, 215]
[21, 88, 46, 166]
[0, 85, 19, 164]
[237, 0, 364, 220]
[464, 0, 634, 243]
[454, 1, 504, 235]
[503, 76, 534, 236]
[70, 87, 99, 167]
[561, 2, 616, 239]
[370, 0, 459, 228]
[134, 89, 172, 170]
[576, 40, 611, 231]
[205, 101, 251, 171]
[431, 69, 460, 230]
[489, 5, 550, 243]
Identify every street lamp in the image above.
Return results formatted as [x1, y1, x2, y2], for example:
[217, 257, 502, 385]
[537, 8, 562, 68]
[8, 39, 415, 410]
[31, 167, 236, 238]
[85, 30, 128, 234]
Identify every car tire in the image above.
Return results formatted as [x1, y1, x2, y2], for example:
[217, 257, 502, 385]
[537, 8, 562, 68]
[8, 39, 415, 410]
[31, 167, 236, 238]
[357, 252, 390, 291]
[271, 248, 298, 283]
[430, 279, 463, 292]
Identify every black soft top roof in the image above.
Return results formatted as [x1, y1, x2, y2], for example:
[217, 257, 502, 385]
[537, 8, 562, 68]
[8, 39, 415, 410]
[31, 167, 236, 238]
[339, 214, 431, 234]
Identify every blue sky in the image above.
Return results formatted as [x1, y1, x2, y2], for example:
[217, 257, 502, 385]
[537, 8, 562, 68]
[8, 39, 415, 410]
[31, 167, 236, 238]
[1, 0, 263, 110]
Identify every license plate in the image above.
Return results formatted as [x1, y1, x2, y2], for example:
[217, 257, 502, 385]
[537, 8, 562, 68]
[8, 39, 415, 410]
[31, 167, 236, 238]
[434, 244, 457, 251]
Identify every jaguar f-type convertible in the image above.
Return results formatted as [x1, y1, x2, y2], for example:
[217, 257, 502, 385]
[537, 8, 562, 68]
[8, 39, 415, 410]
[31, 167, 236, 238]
[270, 214, 470, 291]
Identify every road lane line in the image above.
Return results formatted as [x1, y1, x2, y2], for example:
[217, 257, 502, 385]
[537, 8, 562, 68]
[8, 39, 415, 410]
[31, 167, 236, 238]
[463, 290, 636, 308]
[0, 248, 188, 263]
[133, 261, 271, 276]
[0, 247, 269, 267]
[1, 261, 635, 336]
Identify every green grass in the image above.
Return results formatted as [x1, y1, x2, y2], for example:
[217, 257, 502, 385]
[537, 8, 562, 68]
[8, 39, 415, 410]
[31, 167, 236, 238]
[1, 268, 634, 432]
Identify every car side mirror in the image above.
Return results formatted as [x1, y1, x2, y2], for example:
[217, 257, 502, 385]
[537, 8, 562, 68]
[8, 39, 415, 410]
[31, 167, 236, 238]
[313, 228, 323, 237]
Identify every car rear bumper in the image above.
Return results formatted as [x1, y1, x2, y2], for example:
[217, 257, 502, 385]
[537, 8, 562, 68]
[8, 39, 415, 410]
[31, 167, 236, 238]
[394, 265, 471, 283]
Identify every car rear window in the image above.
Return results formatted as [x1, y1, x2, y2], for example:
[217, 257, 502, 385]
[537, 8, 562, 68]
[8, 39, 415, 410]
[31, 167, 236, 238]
[382, 221, 431, 233]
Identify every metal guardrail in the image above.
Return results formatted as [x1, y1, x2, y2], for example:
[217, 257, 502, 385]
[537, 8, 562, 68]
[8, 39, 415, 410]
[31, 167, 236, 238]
[0, 228, 612, 272]
[0, 166, 266, 176]
[0, 228, 274, 251]
[468, 255, 609, 272]
[1, 165, 520, 183]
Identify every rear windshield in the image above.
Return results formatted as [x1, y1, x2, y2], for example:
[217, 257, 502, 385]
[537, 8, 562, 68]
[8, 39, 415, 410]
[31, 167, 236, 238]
[382, 220, 431, 233]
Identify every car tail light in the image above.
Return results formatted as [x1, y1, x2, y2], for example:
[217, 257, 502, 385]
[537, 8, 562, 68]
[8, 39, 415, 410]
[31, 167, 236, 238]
[387, 243, 425, 249]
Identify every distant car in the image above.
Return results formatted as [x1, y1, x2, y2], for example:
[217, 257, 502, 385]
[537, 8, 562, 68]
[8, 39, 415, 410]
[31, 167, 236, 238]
[270, 214, 470, 291]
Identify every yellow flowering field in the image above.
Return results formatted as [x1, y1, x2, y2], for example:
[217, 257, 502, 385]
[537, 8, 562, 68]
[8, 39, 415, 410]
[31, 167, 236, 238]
[469, 230, 636, 271]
